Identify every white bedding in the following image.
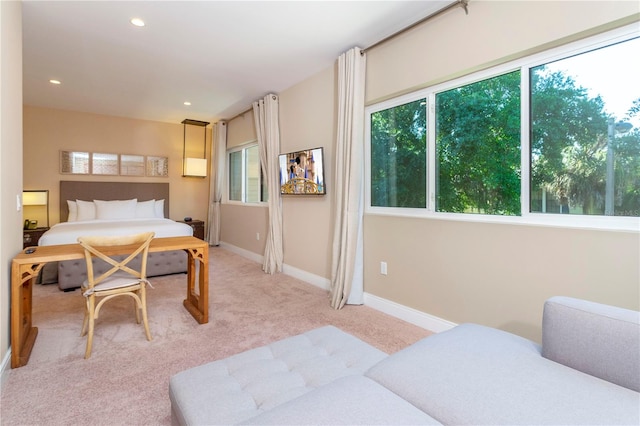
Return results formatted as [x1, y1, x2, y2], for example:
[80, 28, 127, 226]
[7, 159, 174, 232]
[39, 218, 193, 246]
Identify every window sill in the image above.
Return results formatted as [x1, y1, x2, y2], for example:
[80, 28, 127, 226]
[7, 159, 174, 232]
[366, 207, 640, 232]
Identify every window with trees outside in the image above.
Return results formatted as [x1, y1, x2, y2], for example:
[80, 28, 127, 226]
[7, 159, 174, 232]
[370, 98, 427, 208]
[228, 144, 267, 204]
[366, 26, 639, 229]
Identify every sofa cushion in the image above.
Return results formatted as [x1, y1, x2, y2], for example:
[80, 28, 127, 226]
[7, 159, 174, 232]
[366, 323, 640, 425]
[542, 296, 640, 392]
[240, 375, 442, 425]
[169, 325, 387, 425]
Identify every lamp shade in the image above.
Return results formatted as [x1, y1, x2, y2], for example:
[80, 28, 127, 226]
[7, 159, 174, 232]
[183, 158, 207, 177]
[182, 119, 209, 178]
[23, 191, 48, 206]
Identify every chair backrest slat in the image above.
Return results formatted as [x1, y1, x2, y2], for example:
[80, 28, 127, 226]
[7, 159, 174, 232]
[78, 232, 155, 289]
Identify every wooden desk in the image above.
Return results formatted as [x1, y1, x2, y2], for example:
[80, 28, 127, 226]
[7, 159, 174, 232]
[11, 236, 208, 368]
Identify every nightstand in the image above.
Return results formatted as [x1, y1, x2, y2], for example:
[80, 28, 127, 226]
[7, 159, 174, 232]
[23, 227, 49, 249]
[179, 220, 205, 240]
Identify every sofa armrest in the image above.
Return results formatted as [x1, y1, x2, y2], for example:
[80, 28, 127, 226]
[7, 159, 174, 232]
[542, 296, 640, 392]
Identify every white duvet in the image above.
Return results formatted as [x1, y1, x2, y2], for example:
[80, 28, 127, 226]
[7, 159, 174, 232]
[39, 218, 194, 246]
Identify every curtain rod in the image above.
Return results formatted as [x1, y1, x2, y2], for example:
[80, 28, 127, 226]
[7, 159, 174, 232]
[361, 0, 469, 55]
[226, 1, 469, 119]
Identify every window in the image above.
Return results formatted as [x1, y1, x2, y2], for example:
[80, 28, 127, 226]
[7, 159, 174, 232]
[229, 150, 243, 201]
[530, 38, 640, 217]
[366, 25, 639, 228]
[436, 71, 521, 215]
[228, 144, 267, 203]
[370, 98, 426, 208]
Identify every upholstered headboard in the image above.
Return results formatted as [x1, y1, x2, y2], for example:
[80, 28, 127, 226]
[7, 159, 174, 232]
[59, 181, 170, 222]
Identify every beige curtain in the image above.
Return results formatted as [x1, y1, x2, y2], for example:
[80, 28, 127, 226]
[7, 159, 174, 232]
[207, 121, 226, 246]
[253, 94, 284, 274]
[330, 47, 366, 309]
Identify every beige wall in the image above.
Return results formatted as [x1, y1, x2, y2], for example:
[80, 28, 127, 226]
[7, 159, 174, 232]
[220, 107, 269, 253]
[220, 204, 268, 253]
[223, 70, 337, 278]
[363, 0, 640, 341]
[23, 106, 211, 225]
[279, 68, 336, 277]
[365, 215, 639, 341]
[1, 1, 24, 372]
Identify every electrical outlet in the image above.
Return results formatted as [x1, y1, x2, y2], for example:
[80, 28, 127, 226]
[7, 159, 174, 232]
[380, 261, 387, 275]
[256, 232, 260, 241]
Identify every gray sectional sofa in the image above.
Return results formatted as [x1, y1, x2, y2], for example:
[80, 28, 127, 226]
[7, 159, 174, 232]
[169, 296, 640, 425]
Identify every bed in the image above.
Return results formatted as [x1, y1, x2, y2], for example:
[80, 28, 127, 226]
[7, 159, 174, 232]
[39, 181, 194, 291]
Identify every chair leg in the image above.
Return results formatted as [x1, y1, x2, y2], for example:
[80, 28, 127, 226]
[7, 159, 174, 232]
[81, 298, 89, 337]
[140, 285, 152, 341]
[134, 297, 141, 324]
[84, 296, 96, 359]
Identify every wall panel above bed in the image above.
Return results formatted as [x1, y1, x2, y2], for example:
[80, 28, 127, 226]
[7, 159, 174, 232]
[60, 181, 170, 222]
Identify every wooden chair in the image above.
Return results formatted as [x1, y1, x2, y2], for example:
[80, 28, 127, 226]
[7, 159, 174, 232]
[77, 232, 155, 359]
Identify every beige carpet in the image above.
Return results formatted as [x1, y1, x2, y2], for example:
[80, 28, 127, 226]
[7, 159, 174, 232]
[1, 247, 431, 425]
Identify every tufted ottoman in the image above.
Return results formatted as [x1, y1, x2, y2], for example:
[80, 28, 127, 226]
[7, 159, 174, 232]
[169, 325, 389, 425]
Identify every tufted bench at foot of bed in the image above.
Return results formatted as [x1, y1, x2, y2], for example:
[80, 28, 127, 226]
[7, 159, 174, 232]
[39, 250, 188, 290]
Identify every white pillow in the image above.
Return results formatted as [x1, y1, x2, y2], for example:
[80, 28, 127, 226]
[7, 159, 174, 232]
[67, 200, 78, 222]
[94, 199, 137, 220]
[155, 199, 165, 218]
[76, 200, 96, 221]
[136, 199, 156, 218]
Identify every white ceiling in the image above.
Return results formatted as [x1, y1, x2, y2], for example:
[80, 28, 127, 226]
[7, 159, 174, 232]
[22, 1, 452, 125]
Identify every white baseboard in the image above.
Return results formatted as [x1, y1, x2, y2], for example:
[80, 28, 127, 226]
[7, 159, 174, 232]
[282, 264, 330, 291]
[363, 293, 457, 333]
[218, 242, 456, 333]
[219, 242, 263, 264]
[1, 347, 11, 388]
[219, 242, 331, 290]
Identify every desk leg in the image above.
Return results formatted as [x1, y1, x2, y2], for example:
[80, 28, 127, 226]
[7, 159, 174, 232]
[11, 262, 40, 368]
[182, 245, 209, 324]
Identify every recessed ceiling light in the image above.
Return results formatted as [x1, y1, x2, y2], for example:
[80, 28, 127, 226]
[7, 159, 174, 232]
[130, 18, 145, 27]
[49, 79, 61, 85]
[184, 101, 191, 106]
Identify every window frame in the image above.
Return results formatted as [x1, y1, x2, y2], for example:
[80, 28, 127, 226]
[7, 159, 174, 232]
[367, 92, 429, 209]
[225, 141, 268, 206]
[365, 23, 640, 231]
